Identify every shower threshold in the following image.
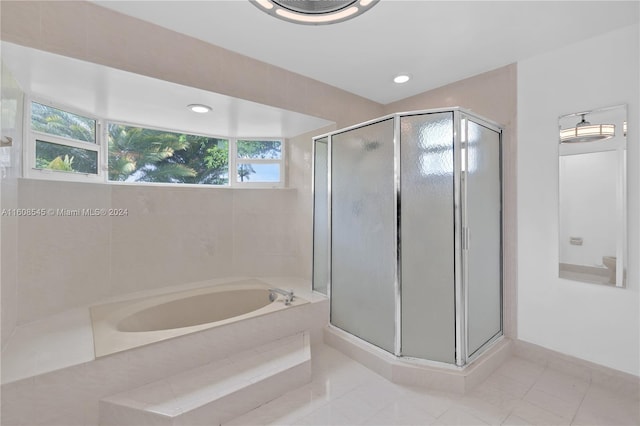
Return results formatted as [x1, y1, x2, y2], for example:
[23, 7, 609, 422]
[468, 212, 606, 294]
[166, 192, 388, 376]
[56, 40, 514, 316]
[324, 325, 511, 394]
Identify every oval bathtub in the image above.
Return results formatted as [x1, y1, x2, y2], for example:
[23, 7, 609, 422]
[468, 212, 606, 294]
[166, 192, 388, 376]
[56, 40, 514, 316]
[90, 279, 307, 357]
[118, 288, 273, 332]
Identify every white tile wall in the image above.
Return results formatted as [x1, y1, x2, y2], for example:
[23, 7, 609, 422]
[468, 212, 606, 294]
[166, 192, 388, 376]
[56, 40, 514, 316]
[13, 178, 315, 325]
[16, 179, 112, 323]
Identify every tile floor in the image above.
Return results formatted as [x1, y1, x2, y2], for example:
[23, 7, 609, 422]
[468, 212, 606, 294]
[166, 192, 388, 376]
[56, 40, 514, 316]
[224, 345, 640, 426]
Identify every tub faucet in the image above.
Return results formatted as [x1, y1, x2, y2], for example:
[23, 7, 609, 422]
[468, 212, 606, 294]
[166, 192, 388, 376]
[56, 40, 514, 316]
[269, 288, 295, 306]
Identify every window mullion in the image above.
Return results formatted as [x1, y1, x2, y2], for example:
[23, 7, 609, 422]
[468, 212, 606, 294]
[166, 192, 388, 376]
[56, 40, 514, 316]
[99, 119, 107, 182]
[236, 159, 281, 164]
[32, 132, 100, 152]
[24, 94, 34, 177]
[229, 138, 237, 187]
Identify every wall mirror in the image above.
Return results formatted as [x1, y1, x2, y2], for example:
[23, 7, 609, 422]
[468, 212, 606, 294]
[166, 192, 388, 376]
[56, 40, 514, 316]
[558, 105, 627, 287]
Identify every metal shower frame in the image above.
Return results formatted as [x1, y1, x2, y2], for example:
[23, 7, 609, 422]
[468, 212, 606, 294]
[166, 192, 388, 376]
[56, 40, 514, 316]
[312, 107, 504, 367]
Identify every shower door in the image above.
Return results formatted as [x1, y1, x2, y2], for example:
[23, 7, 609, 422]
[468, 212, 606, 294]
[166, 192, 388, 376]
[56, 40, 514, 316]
[330, 118, 396, 353]
[463, 115, 502, 357]
[400, 112, 456, 363]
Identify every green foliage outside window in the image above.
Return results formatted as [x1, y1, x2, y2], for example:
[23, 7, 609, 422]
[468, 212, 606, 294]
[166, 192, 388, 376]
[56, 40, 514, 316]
[237, 140, 281, 159]
[47, 155, 75, 172]
[31, 102, 96, 143]
[35, 140, 98, 174]
[107, 124, 229, 184]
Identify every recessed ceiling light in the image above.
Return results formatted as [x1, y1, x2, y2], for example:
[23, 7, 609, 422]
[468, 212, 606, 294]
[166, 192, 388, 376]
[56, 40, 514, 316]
[250, 0, 379, 25]
[393, 74, 410, 84]
[188, 104, 211, 113]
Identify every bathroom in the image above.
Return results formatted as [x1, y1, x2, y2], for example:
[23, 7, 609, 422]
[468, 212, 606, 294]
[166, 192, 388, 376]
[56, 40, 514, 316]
[1, 1, 639, 425]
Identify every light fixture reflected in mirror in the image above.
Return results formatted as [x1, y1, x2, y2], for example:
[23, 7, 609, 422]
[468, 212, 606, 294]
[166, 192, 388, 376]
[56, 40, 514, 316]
[560, 113, 615, 143]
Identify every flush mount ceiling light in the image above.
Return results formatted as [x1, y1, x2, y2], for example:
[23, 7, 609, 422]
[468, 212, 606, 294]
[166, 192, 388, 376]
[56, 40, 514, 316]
[188, 104, 212, 113]
[393, 74, 411, 84]
[560, 113, 615, 143]
[250, 0, 379, 25]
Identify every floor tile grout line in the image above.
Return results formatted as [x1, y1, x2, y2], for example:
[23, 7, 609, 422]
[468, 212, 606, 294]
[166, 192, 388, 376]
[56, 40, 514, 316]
[496, 364, 560, 426]
[516, 369, 589, 425]
[530, 365, 592, 406]
[569, 381, 591, 426]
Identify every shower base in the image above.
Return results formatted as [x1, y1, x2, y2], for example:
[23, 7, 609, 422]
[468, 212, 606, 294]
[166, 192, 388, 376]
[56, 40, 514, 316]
[324, 326, 512, 394]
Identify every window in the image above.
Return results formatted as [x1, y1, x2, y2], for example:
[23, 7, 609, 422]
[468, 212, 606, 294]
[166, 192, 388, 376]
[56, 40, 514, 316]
[28, 102, 101, 180]
[35, 140, 98, 174]
[107, 123, 229, 185]
[234, 140, 284, 186]
[27, 100, 285, 188]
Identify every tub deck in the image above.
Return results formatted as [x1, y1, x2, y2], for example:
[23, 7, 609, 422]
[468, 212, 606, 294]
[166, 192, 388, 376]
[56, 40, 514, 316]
[0, 305, 94, 384]
[1, 277, 323, 385]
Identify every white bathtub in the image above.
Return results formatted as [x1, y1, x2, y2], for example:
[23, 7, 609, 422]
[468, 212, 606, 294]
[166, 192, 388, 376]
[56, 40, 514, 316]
[90, 279, 308, 357]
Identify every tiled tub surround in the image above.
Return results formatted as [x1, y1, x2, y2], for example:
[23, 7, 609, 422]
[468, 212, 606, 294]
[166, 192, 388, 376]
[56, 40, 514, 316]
[100, 332, 312, 426]
[13, 179, 312, 326]
[1, 277, 328, 426]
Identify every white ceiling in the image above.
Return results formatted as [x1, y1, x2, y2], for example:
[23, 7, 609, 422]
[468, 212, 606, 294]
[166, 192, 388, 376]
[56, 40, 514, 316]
[94, 0, 639, 104]
[4, 1, 637, 139]
[1, 42, 332, 138]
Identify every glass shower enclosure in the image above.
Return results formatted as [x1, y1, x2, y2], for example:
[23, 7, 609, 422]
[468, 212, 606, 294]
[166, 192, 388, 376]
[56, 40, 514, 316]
[312, 108, 502, 366]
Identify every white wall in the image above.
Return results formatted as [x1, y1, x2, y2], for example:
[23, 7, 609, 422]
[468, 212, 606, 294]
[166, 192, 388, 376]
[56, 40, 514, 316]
[559, 151, 618, 267]
[517, 24, 639, 375]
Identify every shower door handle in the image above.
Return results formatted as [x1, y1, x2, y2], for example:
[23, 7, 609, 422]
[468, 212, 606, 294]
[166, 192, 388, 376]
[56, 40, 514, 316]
[462, 227, 470, 250]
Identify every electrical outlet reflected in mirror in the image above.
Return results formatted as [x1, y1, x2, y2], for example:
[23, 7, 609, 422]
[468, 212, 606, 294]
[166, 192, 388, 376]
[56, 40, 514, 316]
[558, 105, 627, 287]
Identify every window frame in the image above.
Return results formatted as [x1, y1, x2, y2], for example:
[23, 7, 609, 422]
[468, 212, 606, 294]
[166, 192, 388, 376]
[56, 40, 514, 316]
[231, 138, 286, 188]
[24, 99, 287, 188]
[25, 97, 104, 182]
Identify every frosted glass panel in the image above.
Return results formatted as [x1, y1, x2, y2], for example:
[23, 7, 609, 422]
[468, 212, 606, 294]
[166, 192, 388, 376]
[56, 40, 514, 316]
[466, 119, 502, 355]
[400, 112, 455, 363]
[331, 119, 395, 353]
[313, 138, 329, 295]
